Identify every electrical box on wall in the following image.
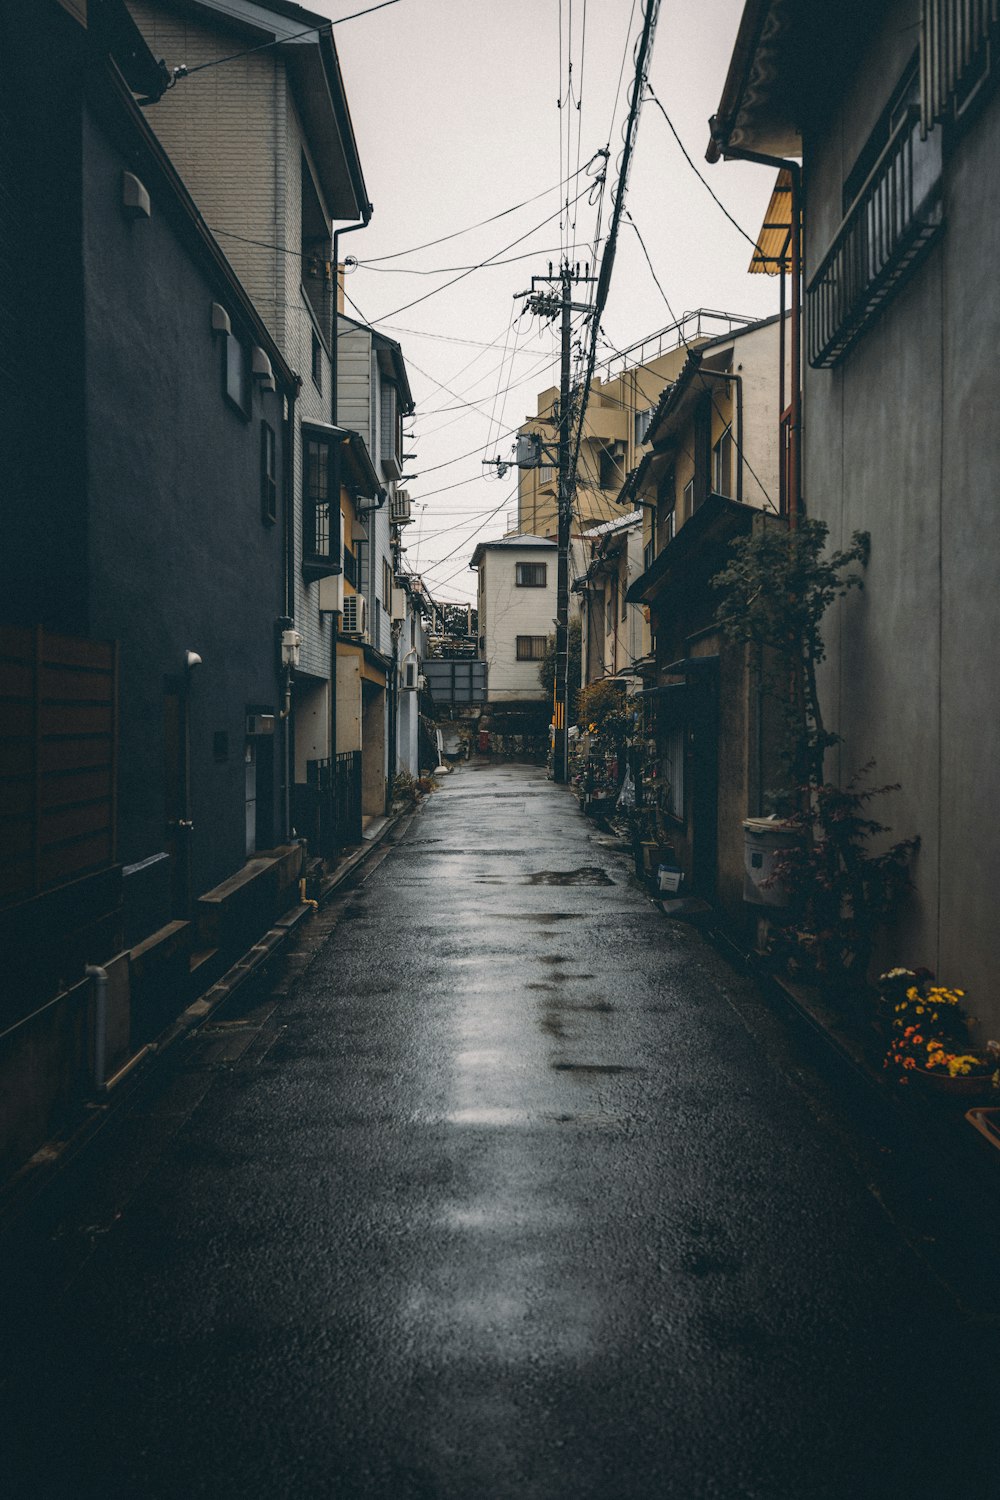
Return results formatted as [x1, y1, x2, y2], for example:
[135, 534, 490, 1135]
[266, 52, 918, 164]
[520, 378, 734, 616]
[318, 574, 343, 614]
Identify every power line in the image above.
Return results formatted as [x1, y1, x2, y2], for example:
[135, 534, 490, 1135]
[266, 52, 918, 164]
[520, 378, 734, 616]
[356, 160, 597, 265]
[417, 486, 519, 578]
[624, 210, 779, 514]
[356, 244, 572, 276]
[568, 0, 661, 502]
[644, 83, 759, 251]
[364, 182, 594, 324]
[165, 1, 401, 82]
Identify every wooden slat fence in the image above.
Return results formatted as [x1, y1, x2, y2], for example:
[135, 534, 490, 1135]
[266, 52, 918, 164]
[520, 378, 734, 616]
[0, 625, 118, 906]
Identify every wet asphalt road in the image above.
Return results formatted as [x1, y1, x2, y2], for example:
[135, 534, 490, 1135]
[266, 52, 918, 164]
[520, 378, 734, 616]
[2, 762, 997, 1499]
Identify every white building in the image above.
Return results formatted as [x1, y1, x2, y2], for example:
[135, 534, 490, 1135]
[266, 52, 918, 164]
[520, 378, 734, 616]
[470, 535, 587, 708]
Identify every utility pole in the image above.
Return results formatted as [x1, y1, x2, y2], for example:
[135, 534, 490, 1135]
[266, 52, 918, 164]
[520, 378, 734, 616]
[514, 261, 597, 783]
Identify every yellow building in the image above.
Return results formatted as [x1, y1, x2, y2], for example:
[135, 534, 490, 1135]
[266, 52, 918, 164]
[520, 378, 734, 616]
[515, 311, 756, 538]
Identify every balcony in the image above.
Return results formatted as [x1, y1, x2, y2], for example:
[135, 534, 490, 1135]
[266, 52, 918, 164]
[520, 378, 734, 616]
[807, 106, 943, 368]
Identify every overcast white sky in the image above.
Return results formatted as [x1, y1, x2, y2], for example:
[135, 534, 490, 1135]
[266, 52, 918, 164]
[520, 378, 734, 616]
[324, 0, 776, 605]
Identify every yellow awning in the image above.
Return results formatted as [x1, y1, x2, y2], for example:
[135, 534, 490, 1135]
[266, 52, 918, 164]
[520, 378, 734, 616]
[749, 168, 793, 275]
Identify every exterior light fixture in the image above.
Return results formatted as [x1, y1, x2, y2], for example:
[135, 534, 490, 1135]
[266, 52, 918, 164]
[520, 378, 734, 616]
[280, 628, 302, 669]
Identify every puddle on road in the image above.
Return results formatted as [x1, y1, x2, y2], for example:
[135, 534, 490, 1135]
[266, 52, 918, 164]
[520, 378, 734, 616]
[528, 867, 614, 887]
[512, 912, 583, 922]
[551, 1062, 638, 1075]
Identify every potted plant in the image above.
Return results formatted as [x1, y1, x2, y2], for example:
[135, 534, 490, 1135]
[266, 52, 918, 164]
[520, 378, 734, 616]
[881, 972, 1000, 1097]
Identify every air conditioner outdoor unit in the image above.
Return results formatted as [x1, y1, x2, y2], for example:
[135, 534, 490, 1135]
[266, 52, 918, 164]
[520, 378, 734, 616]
[390, 587, 407, 623]
[390, 489, 412, 524]
[341, 593, 367, 637]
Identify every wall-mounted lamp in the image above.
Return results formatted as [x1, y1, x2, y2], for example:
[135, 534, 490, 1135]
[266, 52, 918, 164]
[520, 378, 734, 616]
[252, 347, 276, 392]
[122, 171, 151, 220]
[185, 650, 202, 671]
[280, 628, 302, 669]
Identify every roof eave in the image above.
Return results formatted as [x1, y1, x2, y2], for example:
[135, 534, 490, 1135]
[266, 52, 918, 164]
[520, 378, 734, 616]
[706, 0, 803, 164]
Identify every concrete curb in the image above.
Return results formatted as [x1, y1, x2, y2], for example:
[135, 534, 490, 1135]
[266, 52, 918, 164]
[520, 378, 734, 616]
[0, 803, 419, 1229]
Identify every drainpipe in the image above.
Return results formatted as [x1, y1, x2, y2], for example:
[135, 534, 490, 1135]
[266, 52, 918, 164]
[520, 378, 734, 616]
[707, 144, 801, 528]
[330, 212, 371, 824]
[280, 380, 300, 840]
[387, 619, 400, 812]
[331, 210, 373, 425]
[86, 965, 109, 1091]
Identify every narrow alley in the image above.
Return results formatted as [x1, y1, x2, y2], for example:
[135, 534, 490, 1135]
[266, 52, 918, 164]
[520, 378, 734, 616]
[2, 765, 996, 1499]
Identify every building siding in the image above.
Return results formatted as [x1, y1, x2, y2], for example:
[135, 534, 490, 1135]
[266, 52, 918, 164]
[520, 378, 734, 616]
[802, 0, 1000, 1029]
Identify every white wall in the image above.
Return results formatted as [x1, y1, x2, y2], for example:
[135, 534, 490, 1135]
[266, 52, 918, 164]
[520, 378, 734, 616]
[479, 544, 556, 701]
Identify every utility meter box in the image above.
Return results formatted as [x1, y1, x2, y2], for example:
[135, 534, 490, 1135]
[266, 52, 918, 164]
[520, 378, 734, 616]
[743, 818, 798, 907]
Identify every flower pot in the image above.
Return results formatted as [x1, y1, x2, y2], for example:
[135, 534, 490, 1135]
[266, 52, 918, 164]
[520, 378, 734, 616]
[910, 1066, 994, 1099]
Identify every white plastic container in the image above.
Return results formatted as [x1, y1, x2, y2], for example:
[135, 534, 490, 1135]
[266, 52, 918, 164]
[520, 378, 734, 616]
[742, 818, 798, 907]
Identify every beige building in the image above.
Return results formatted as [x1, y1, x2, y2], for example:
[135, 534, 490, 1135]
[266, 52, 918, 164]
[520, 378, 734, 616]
[515, 311, 757, 539]
[625, 313, 789, 919]
[575, 512, 646, 689]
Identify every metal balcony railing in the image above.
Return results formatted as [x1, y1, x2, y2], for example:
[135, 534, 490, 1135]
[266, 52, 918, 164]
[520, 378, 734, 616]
[922, 0, 999, 132]
[806, 106, 943, 368]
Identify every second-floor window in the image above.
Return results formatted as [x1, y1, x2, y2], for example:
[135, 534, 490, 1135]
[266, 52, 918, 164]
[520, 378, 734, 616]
[516, 635, 547, 660]
[223, 334, 249, 416]
[302, 434, 341, 580]
[516, 561, 547, 587]
[260, 421, 277, 525]
[712, 428, 733, 498]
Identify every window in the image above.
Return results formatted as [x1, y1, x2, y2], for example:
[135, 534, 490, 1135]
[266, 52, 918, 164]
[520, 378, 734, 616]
[516, 635, 547, 661]
[538, 464, 555, 484]
[621, 569, 627, 621]
[343, 540, 358, 587]
[599, 445, 622, 492]
[380, 383, 399, 468]
[301, 154, 332, 331]
[664, 723, 685, 819]
[635, 408, 655, 447]
[302, 433, 341, 580]
[843, 60, 919, 215]
[682, 478, 695, 520]
[515, 561, 547, 587]
[311, 332, 323, 393]
[260, 421, 277, 525]
[223, 334, 249, 416]
[382, 557, 394, 608]
[712, 427, 733, 498]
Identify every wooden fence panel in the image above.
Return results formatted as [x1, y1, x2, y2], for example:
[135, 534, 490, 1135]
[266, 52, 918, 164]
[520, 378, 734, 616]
[0, 625, 118, 906]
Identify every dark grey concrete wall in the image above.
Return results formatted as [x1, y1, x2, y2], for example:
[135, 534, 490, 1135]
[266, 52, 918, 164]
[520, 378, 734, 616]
[81, 104, 287, 912]
[0, 3, 88, 631]
[803, 0, 1000, 1030]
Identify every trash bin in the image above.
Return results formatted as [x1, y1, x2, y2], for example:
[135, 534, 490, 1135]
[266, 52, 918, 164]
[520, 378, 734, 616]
[742, 818, 798, 907]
